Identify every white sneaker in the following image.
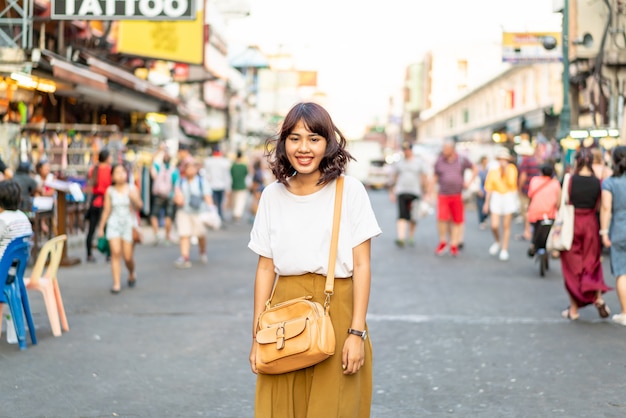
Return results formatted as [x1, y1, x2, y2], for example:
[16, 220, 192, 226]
[499, 249, 509, 261]
[200, 254, 209, 264]
[612, 313, 626, 326]
[175, 257, 192, 269]
[489, 242, 500, 256]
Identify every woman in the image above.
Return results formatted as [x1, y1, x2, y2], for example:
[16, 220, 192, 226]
[97, 164, 143, 293]
[86, 149, 113, 263]
[526, 164, 561, 256]
[483, 149, 519, 261]
[592, 147, 612, 182]
[34, 160, 55, 197]
[248, 102, 381, 417]
[560, 148, 612, 320]
[600, 146, 626, 325]
[173, 156, 214, 269]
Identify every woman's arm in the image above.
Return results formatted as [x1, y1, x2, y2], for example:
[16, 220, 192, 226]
[342, 239, 372, 375]
[249, 255, 276, 374]
[98, 190, 112, 235]
[600, 189, 613, 247]
[129, 186, 143, 210]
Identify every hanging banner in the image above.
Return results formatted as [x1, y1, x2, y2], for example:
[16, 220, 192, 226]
[51, 0, 196, 20]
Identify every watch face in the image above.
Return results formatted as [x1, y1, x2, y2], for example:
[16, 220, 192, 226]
[362, 330, 367, 340]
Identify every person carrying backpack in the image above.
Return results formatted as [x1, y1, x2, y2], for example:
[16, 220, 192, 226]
[173, 156, 214, 268]
[149, 147, 178, 245]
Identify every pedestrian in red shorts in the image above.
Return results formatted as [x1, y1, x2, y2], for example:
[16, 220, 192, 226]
[433, 140, 477, 256]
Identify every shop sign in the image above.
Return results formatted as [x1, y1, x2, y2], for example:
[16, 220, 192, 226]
[51, 0, 196, 20]
[502, 32, 562, 64]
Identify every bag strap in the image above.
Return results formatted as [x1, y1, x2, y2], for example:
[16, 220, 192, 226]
[265, 176, 344, 309]
[561, 173, 571, 206]
[325, 176, 343, 295]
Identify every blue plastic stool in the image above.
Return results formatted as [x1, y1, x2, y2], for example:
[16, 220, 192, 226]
[0, 235, 37, 350]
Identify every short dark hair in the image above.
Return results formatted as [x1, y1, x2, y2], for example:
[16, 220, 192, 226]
[98, 149, 110, 163]
[16, 162, 31, 174]
[540, 163, 555, 177]
[0, 180, 22, 210]
[612, 145, 626, 177]
[267, 102, 353, 186]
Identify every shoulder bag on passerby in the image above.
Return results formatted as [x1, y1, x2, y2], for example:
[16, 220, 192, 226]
[547, 173, 574, 252]
[254, 177, 344, 375]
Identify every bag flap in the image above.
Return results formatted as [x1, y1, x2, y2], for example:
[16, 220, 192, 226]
[256, 317, 308, 345]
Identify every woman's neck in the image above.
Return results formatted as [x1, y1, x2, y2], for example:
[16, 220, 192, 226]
[288, 172, 324, 195]
[578, 167, 593, 176]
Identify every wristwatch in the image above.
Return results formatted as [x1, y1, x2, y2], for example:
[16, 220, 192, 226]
[347, 328, 367, 340]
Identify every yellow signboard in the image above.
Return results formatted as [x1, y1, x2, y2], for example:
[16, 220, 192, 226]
[502, 32, 562, 64]
[116, 12, 204, 65]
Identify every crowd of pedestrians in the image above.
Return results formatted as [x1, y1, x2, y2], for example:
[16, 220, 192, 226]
[79, 145, 271, 291]
[386, 136, 626, 326]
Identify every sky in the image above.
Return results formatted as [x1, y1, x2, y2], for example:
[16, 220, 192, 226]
[225, 0, 562, 138]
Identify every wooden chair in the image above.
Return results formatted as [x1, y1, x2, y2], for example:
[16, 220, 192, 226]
[23, 235, 69, 337]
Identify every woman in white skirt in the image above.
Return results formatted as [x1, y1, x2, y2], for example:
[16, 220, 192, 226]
[483, 149, 519, 261]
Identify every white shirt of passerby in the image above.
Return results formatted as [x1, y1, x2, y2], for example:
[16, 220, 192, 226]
[0, 209, 33, 260]
[248, 175, 381, 278]
[394, 157, 426, 197]
[204, 156, 232, 191]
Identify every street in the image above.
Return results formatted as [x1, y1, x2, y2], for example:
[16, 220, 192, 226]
[1, 188, 626, 418]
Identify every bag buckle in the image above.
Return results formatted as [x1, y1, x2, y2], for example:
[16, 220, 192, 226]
[276, 322, 286, 350]
[324, 291, 332, 310]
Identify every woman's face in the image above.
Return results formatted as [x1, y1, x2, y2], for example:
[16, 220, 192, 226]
[285, 119, 327, 177]
[39, 163, 50, 177]
[112, 166, 127, 184]
[185, 162, 198, 178]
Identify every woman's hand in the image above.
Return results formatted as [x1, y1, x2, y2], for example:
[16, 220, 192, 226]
[602, 235, 612, 248]
[97, 226, 104, 238]
[342, 334, 365, 375]
[249, 340, 258, 374]
[482, 201, 489, 214]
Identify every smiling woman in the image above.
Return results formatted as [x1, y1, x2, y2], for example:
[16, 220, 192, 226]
[249, 102, 382, 418]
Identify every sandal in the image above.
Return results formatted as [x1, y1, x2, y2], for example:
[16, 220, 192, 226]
[110, 288, 121, 294]
[595, 300, 610, 318]
[561, 307, 579, 321]
[128, 277, 137, 288]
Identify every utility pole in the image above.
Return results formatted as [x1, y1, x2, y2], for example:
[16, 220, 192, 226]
[559, 0, 571, 140]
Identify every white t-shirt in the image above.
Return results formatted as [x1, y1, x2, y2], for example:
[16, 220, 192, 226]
[204, 156, 232, 191]
[248, 175, 382, 278]
[0, 210, 32, 260]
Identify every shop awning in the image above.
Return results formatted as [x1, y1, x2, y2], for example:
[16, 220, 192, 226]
[49, 58, 109, 91]
[85, 55, 180, 106]
[37, 50, 109, 91]
[179, 118, 207, 139]
[55, 84, 165, 113]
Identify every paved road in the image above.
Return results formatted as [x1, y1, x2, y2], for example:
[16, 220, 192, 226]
[2, 188, 626, 418]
